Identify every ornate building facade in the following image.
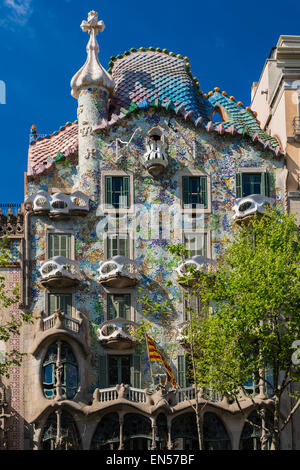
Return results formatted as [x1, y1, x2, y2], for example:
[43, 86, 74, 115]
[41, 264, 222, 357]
[0, 11, 299, 450]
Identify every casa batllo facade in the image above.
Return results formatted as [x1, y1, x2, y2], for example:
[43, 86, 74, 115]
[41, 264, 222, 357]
[0, 11, 297, 450]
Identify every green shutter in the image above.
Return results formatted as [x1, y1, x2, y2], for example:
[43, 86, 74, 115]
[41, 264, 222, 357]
[99, 355, 108, 388]
[182, 176, 189, 207]
[48, 234, 71, 258]
[177, 355, 186, 388]
[261, 172, 270, 197]
[235, 172, 242, 198]
[121, 176, 130, 209]
[48, 294, 57, 316]
[105, 176, 112, 207]
[107, 295, 114, 320]
[131, 355, 141, 388]
[200, 176, 207, 209]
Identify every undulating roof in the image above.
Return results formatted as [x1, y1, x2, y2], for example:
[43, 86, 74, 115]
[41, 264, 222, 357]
[27, 48, 283, 177]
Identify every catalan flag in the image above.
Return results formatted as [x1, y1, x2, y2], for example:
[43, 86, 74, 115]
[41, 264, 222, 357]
[146, 334, 177, 388]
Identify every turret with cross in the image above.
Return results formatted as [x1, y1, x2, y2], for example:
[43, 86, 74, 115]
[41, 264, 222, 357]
[71, 11, 115, 200]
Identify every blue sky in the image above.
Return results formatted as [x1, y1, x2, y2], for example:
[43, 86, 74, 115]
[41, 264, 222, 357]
[0, 0, 299, 203]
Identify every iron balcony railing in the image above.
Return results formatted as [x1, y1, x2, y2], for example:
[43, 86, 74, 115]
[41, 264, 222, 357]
[0, 203, 22, 215]
[293, 117, 300, 139]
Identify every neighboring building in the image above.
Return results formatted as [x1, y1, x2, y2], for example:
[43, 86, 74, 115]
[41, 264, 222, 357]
[251, 35, 300, 225]
[0, 11, 298, 450]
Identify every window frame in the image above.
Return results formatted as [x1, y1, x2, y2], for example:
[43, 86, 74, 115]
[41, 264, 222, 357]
[104, 289, 135, 322]
[46, 229, 74, 260]
[104, 231, 133, 260]
[182, 230, 210, 259]
[235, 167, 270, 199]
[101, 170, 134, 214]
[179, 170, 211, 214]
[45, 291, 76, 319]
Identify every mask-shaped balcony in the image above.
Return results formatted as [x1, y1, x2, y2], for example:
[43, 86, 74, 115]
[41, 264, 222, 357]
[176, 256, 217, 288]
[97, 256, 140, 288]
[25, 190, 90, 219]
[233, 194, 274, 226]
[143, 129, 168, 177]
[39, 256, 82, 288]
[97, 318, 139, 350]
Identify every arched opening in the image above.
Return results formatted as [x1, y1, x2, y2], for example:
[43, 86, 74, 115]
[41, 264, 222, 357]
[42, 341, 78, 399]
[211, 107, 224, 123]
[41, 410, 81, 450]
[239, 410, 273, 450]
[91, 413, 120, 450]
[203, 412, 231, 450]
[171, 413, 198, 450]
[156, 413, 168, 450]
[123, 413, 152, 450]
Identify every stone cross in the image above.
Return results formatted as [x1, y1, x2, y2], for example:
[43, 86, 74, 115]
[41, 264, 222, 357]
[80, 10, 105, 36]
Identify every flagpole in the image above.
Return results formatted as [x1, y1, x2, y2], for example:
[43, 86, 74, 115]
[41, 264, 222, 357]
[145, 332, 155, 388]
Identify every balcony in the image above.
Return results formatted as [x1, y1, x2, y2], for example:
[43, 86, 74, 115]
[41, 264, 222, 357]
[39, 256, 82, 288]
[97, 256, 140, 288]
[25, 190, 90, 219]
[32, 309, 89, 358]
[97, 318, 139, 350]
[143, 140, 168, 177]
[176, 256, 217, 288]
[232, 194, 274, 226]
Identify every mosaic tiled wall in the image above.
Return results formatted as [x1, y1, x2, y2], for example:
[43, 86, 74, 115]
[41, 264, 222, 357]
[27, 108, 285, 392]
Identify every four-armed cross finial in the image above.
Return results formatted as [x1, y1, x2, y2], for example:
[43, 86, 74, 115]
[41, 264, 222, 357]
[80, 10, 105, 36]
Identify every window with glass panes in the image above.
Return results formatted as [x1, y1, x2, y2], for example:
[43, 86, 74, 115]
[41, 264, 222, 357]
[183, 295, 201, 321]
[48, 233, 71, 258]
[184, 233, 207, 258]
[182, 176, 207, 209]
[235, 172, 270, 198]
[106, 233, 130, 258]
[48, 293, 72, 317]
[99, 354, 141, 388]
[105, 176, 130, 209]
[107, 294, 131, 320]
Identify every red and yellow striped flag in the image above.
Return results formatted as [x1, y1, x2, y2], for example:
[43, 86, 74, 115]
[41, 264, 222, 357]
[146, 334, 177, 388]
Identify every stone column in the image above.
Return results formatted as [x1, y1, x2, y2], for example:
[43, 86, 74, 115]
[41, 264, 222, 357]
[118, 416, 124, 450]
[151, 417, 157, 450]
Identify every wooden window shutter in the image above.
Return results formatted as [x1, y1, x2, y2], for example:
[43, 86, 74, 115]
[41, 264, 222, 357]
[182, 176, 189, 206]
[177, 355, 186, 388]
[131, 355, 141, 388]
[99, 355, 108, 389]
[261, 172, 270, 197]
[235, 172, 242, 198]
[200, 176, 207, 208]
[121, 176, 130, 209]
[105, 176, 112, 207]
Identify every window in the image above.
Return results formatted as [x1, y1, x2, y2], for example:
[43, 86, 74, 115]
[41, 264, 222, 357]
[177, 355, 192, 387]
[235, 172, 270, 198]
[99, 355, 141, 388]
[42, 411, 81, 450]
[42, 341, 78, 399]
[183, 295, 201, 321]
[182, 176, 207, 209]
[184, 233, 207, 258]
[48, 293, 72, 317]
[105, 176, 130, 209]
[107, 294, 131, 320]
[106, 233, 130, 258]
[48, 233, 71, 258]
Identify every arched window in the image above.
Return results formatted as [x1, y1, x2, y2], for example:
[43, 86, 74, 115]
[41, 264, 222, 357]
[203, 412, 231, 450]
[171, 413, 198, 450]
[239, 410, 272, 450]
[91, 413, 120, 450]
[123, 413, 152, 450]
[41, 410, 81, 450]
[42, 341, 78, 399]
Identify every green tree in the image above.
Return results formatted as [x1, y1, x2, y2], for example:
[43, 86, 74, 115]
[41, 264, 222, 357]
[0, 237, 32, 378]
[180, 208, 300, 450]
